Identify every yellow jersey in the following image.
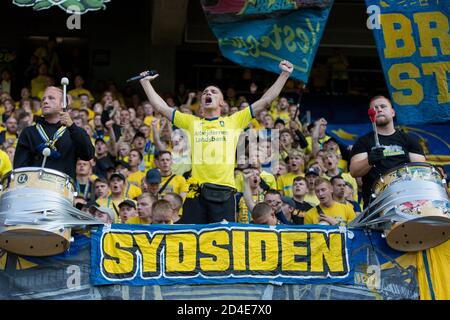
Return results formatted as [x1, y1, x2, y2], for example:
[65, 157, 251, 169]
[0, 149, 12, 179]
[128, 170, 146, 189]
[277, 172, 304, 197]
[123, 182, 142, 200]
[237, 192, 265, 224]
[97, 196, 126, 223]
[160, 174, 189, 197]
[304, 202, 356, 225]
[125, 216, 150, 224]
[173, 107, 253, 188]
[304, 193, 319, 206]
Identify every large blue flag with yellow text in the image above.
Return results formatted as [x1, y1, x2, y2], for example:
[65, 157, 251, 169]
[366, 0, 450, 124]
[201, 0, 334, 83]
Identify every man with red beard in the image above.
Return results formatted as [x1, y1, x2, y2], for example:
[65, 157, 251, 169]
[350, 96, 425, 208]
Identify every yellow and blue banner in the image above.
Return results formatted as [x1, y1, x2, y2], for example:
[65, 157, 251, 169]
[201, 0, 334, 83]
[90, 223, 408, 286]
[366, 0, 450, 124]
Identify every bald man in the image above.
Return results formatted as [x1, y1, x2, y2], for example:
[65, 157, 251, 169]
[14, 86, 94, 179]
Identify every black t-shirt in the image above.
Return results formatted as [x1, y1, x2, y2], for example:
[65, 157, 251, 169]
[350, 130, 424, 207]
[291, 200, 313, 225]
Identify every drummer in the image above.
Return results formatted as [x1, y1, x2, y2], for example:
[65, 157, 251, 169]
[13, 86, 94, 180]
[349, 95, 426, 208]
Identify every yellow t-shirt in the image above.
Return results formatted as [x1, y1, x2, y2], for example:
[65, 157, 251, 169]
[270, 109, 290, 123]
[234, 170, 277, 193]
[125, 216, 150, 224]
[250, 118, 264, 130]
[96, 196, 125, 223]
[173, 107, 253, 188]
[128, 170, 146, 189]
[276, 172, 304, 197]
[0, 149, 12, 179]
[304, 193, 319, 206]
[160, 174, 189, 197]
[237, 192, 265, 224]
[304, 202, 356, 225]
[123, 182, 142, 200]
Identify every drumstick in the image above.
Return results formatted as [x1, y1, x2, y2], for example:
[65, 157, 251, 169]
[41, 147, 51, 168]
[368, 107, 380, 147]
[61, 77, 69, 112]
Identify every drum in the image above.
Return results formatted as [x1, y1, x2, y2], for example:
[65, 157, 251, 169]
[1, 167, 75, 202]
[0, 167, 77, 256]
[372, 162, 443, 197]
[352, 162, 450, 252]
[0, 225, 71, 257]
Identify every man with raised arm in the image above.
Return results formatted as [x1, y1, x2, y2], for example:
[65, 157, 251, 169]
[139, 60, 293, 223]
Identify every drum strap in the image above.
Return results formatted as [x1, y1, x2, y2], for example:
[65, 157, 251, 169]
[36, 124, 67, 158]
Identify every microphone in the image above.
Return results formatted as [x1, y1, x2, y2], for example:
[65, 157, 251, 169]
[126, 70, 158, 83]
[61, 77, 69, 112]
[368, 107, 381, 147]
[41, 147, 51, 168]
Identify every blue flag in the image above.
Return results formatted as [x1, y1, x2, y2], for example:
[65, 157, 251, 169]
[202, 0, 334, 83]
[366, 0, 450, 124]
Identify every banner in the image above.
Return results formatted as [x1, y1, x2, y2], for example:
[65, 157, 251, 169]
[201, 0, 334, 83]
[366, 0, 450, 124]
[12, 0, 110, 14]
[0, 227, 420, 299]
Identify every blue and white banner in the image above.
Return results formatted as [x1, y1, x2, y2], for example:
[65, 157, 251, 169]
[366, 0, 450, 124]
[202, 0, 334, 83]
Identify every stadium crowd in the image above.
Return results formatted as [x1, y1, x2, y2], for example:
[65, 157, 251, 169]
[0, 42, 406, 228]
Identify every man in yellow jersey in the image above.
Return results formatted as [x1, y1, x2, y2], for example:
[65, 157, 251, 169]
[322, 151, 358, 201]
[304, 178, 356, 225]
[0, 149, 12, 179]
[139, 60, 294, 223]
[127, 149, 146, 188]
[96, 172, 128, 222]
[331, 176, 361, 215]
[155, 150, 188, 198]
[304, 167, 320, 206]
[277, 150, 305, 197]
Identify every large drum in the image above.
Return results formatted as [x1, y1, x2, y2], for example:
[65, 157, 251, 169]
[351, 163, 450, 252]
[0, 167, 97, 257]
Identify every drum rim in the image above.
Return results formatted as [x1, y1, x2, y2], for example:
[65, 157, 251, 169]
[3, 167, 75, 186]
[371, 162, 441, 194]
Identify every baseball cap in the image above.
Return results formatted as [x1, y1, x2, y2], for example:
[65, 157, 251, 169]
[89, 205, 116, 221]
[146, 169, 161, 184]
[281, 196, 296, 208]
[95, 137, 106, 144]
[305, 167, 320, 176]
[118, 199, 137, 209]
[109, 172, 125, 181]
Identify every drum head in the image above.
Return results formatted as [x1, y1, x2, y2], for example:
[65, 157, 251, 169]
[386, 217, 450, 252]
[0, 226, 71, 257]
